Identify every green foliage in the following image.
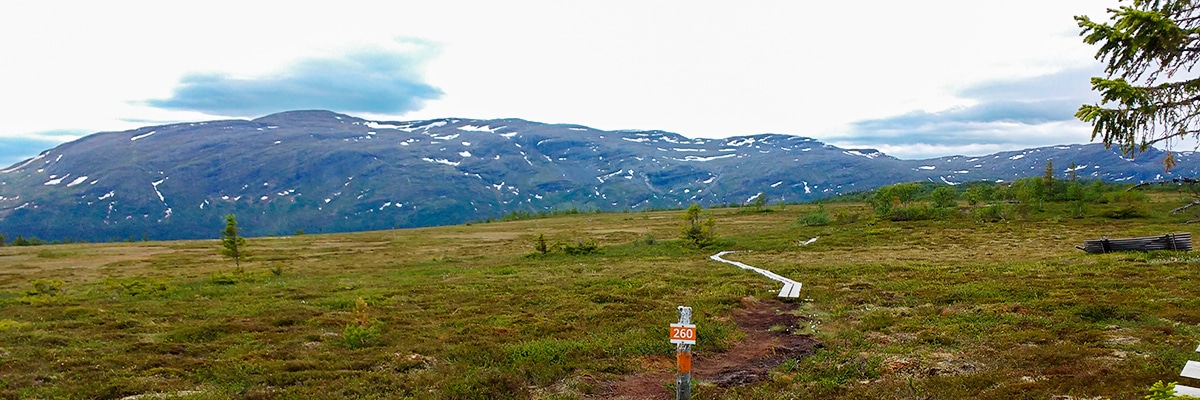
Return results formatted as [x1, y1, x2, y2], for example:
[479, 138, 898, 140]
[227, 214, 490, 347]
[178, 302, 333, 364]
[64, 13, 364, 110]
[746, 192, 769, 212]
[1043, 159, 1055, 195]
[871, 182, 921, 214]
[634, 233, 656, 246]
[965, 183, 997, 205]
[106, 278, 173, 297]
[209, 273, 239, 285]
[1012, 177, 1047, 204]
[871, 183, 944, 221]
[29, 279, 64, 296]
[1146, 381, 1188, 400]
[18, 279, 66, 305]
[679, 204, 716, 247]
[220, 214, 248, 268]
[499, 207, 591, 222]
[534, 233, 548, 255]
[561, 239, 598, 255]
[1075, 2, 1200, 168]
[11, 235, 47, 246]
[798, 205, 832, 226]
[971, 203, 1011, 222]
[1103, 204, 1148, 219]
[928, 186, 958, 209]
[343, 297, 381, 349]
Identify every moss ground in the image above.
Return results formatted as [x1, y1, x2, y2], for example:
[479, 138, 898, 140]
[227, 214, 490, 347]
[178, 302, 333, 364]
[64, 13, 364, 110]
[1, 196, 1198, 399]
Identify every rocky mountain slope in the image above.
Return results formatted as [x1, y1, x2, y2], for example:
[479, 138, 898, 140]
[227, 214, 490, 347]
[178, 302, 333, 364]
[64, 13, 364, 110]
[1, 110, 1195, 241]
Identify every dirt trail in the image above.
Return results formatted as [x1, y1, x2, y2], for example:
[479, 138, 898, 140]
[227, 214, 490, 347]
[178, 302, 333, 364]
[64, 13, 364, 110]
[599, 298, 821, 399]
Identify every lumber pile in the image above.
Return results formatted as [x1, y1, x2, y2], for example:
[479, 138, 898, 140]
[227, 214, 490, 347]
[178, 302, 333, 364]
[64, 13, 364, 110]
[1076, 232, 1192, 254]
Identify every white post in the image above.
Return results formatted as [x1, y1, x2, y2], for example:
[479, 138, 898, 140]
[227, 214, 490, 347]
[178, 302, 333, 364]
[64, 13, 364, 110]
[676, 306, 693, 400]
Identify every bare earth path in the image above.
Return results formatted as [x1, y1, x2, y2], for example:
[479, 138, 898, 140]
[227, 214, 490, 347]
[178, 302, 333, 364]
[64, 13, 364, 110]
[599, 298, 822, 399]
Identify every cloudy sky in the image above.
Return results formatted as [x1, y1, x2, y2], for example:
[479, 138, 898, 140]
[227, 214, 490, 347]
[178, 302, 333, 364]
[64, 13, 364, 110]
[0, 1, 1119, 167]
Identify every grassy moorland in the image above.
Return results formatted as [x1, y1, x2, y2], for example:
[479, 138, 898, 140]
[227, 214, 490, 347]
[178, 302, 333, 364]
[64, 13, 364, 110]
[1, 192, 1199, 399]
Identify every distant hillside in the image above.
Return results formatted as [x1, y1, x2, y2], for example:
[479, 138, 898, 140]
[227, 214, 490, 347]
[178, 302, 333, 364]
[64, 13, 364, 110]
[1, 110, 1196, 240]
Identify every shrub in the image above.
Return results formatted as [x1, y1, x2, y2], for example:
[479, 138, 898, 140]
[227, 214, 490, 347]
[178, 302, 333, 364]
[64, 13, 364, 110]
[534, 233, 548, 255]
[928, 186, 957, 208]
[1102, 205, 1145, 219]
[798, 206, 832, 226]
[343, 297, 382, 349]
[679, 204, 716, 248]
[29, 279, 64, 296]
[833, 210, 862, 224]
[972, 204, 1010, 222]
[210, 273, 238, 285]
[562, 239, 598, 255]
[635, 233, 656, 246]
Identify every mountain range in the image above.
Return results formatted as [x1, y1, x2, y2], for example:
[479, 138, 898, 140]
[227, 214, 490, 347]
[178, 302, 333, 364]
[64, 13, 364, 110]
[1, 110, 1195, 241]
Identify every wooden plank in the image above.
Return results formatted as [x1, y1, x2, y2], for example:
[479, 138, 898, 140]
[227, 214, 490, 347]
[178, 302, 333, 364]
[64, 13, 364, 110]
[1175, 384, 1200, 397]
[785, 282, 802, 298]
[1182, 360, 1200, 380]
[777, 283, 794, 298]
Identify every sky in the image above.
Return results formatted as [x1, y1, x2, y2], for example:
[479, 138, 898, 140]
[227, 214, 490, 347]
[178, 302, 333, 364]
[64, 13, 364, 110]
[0, 1, 1124, 167]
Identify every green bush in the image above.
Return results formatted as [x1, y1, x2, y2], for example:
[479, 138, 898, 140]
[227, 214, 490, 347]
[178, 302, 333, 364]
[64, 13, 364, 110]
[343, 297, 382, 349]
[971, 204, 1010, 222]
[562, 239, 598, 255]
[29, 279, 64, 296]
[1102, 204, 1146, 219]
[928, 186, 958, 208]
[534, 233, 548, 255]
[679, 204, 716, 248]
[798, 207, 832, 226]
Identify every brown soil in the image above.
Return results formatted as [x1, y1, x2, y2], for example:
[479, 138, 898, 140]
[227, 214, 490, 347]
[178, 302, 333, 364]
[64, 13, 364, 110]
[598, 298, 822, 399]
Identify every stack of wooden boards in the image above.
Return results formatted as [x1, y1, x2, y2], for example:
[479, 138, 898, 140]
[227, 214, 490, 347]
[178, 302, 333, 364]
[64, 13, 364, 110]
[1076, 233, 1192, 254]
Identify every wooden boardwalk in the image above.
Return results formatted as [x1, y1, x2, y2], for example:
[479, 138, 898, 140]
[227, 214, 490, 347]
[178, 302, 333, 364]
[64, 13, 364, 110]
[710, 251, 802, 298]
[1172, 344, 1200, 396]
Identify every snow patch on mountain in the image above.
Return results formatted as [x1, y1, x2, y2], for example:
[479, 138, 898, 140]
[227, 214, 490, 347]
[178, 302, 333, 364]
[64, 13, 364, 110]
[44, 175, 68, 185]
[422, 158, 461, 167]
[726, 138, 756, 147]
[844, 150, 883, 159]
[459, 125, 504, 133]
[131, 131, 156, 141]
[674, 154, 736, 162]
[67, 176, 89, 187]
[151, 179, 167, 202]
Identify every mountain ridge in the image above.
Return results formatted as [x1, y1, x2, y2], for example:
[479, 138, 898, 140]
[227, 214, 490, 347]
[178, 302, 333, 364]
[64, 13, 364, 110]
[0, 110, 1194, 241]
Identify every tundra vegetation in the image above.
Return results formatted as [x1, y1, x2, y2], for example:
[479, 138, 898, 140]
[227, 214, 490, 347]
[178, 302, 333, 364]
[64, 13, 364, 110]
[0, 181, 1198, 399]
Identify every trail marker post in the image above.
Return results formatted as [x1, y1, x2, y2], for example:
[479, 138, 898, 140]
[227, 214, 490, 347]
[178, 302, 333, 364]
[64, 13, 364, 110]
[671, 306, 696, 400]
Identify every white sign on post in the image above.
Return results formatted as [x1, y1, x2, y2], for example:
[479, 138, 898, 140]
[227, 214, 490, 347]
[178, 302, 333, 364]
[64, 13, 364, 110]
[669, 323, 697, 345]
